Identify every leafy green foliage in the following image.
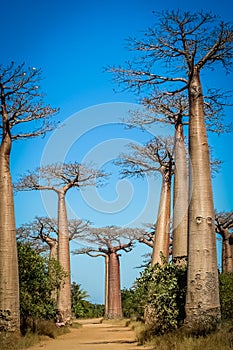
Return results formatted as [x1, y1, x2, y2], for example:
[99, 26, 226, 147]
[18, 242, 66, 331]
[132, 260, 187, 334]
[71, 282, 104, 319]
[219, 272, 233, 320]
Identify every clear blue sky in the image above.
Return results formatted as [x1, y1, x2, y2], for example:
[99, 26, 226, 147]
[2, 0, 233, 303]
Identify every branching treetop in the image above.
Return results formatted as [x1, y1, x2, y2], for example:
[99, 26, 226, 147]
[116, 136, 174, 179]
[215, 211, 233, 240]
[108, 11, 233, 95]
[17, 216, 90, 249]
[14, 162, 107, 194]
[72, 225, 145, 256]
[0, 62, 58, 141]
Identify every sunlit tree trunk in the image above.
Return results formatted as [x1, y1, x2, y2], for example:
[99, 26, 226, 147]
[0, 132, 20, 332]
[104, 255, 109, 318]
[152, 170, 171, 265]
[185, 67, 221, 329]
[57, 191, 72, 324]
[172, 120, 188, 264]
[107, 252, 122, 319]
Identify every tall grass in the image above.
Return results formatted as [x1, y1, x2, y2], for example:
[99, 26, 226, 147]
[132, 321, 233, 350]
[0, 320, 70, 349]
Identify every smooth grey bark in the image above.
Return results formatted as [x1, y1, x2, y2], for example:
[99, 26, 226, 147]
[0, 134, 20, 332]
[57, 191, 72, 325]
[152, 170, 171, 265]
[185, 68, 220, 329]
[172, 121, 188, 263]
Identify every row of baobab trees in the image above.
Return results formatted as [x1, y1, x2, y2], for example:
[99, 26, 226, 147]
[0, 10, 233, 333]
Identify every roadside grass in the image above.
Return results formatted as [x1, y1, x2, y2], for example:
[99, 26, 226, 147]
[129, 320, 233, 350]
[0, 320, 70, 349]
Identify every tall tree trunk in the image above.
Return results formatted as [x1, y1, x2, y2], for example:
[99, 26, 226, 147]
[172, 121, 188, 264]
[152, 171, 171, 265]
[185, 67, 221, 330]
[104, 255, 109, 318]
[0, 134, 20, 332]
[47, 240, 58, 301]
[57, 191, 72, 324]
[107, 252, 122, 319]
[222, 235, 233, 273]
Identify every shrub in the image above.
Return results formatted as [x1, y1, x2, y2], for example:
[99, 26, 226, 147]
[219, 272, 233, 320]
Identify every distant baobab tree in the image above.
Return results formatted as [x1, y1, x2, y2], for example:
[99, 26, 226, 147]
[73, 225, 144, 319]
[215, 211, 233, 273]
[15, 162, 105, 324]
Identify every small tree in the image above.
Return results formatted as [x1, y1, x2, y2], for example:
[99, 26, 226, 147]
[0, 62, 58, 332]
[15, 162, 105, 324]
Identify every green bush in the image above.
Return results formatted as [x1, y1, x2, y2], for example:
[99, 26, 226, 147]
[219, 272, 233, 320]
[133, 259, 187, 334]
[18, 242, 66, 333]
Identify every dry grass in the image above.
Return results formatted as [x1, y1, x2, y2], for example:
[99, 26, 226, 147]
[127, 320, 233, 350]
[0, 320, 70, 349]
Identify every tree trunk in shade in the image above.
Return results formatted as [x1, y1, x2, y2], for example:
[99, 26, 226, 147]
[172, 121, 188, 264]
[57, 191, 72, 324]
[0, 133, 20, 332]
[185, 67, 221, 330]
[152, 171, 171, 265]
[107, 252, 122, 319]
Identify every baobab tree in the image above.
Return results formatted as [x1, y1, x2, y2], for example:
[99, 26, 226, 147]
[117, 136, 174, 265]
[73, 226, 143, 319]
[17, 216, 89, 260]
[0, 62, 58, 332]
[109, 10, 233, 330]
[15, 162, 105, 324]
[215, 211, 233, 273]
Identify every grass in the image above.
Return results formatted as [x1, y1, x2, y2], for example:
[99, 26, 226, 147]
[0, 319, 70, 350]
[128, 320, 233, 350]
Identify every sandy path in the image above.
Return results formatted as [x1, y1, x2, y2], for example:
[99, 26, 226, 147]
[27, 318, 152, 350]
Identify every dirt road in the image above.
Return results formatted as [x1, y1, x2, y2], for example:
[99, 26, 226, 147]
[28, 319, 152, 350]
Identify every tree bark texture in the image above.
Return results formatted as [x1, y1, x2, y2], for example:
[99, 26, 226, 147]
[0, 134, 20, 332]
[107, 252, 122, 319]
[152, 173, 171, 265]
[172, 122, 188, 264]
[104, 255, 109, 318]
[222, 234, 233, 273]
[57, 192, 72, 324]
[185, 68, 221, 330]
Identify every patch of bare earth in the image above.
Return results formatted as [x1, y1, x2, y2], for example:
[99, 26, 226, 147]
[27, 318, 152, 350]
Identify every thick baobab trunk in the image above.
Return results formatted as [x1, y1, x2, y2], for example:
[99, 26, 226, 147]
[0, 134, 20, 332]
[172, 121, 188, 264]
[107, 252, 122, 319]
[47, 239, 58, 300]
[57, 191, 72, 324]
[185, 68, 221, 330]
[104, 255, 109, 318]
[152, 171, 171, 265]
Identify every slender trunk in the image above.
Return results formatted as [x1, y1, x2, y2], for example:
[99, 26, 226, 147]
[152, 171, 171, 265]
[0, 133, 20, 332]
[222, 233, 233, 273]
[107, 252, 122, 319]
[172, 121, 188, 264]
[104, 255, 109, 318]
[185, 67, 221, 330]
[48, 241, 58, 300]
[57, 191, 72, 324]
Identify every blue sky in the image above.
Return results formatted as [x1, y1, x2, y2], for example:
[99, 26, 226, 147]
[2, 0, 233, 303]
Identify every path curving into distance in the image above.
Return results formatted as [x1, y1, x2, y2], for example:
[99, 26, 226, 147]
[27, 318, 152, 350]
